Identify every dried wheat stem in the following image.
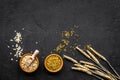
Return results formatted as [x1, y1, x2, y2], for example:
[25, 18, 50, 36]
[76, 47, 110, 76]
[90, 70, 116, 80]
[84, 64, 98, 70]
[74, 64, 84, 68]
[86, 45, 120, 77]
[72, 67, 104, 80]
[86, 50, 100, 64]
[97, 62, 118, 80]
[92, 74, 104, 80]
[75, 63, 105, 78]
[80, 60, 95, 66]
[76, 46, 91, 59]
[86, 44, 107, 61]
[83, 50, 115, 79]
[72, 67, 92, 75]
[74, 63, 89, 70]
[63, 55, 78, 63]
[80, 60, 104, 71]
[86, 50, 117, 79]
[106, 61, 120, 79]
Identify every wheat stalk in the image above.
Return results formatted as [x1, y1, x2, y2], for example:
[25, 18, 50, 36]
[86, 49, 118, 79]
[72, 67, 92, 75]
[76, 46, 118, 79]
[64, 45, 119, 80]
[86, 44, 120, 78]
[84, 64, 98, 70]
[86, 50, 100, 64]
[72, 66, 104, 80]
[80, 60, 103, 71]
[76, 46, 91, 59]
[76, 47, 112, 77]
[63, 55, 78, 63]
[91, 70, 116, 80]
[80, 60, 95, 66]
[74, 63, 89, 70]
[86, 44, 107, 61]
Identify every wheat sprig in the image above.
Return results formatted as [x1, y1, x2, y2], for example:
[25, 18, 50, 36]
[63, 55, 78, 63]
[86, 44, 120, 78]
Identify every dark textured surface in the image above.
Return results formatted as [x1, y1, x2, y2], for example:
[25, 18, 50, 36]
[0, 0, 120, 80]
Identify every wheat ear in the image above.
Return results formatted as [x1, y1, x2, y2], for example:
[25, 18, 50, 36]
[63, 55, 78, 63]
[86, 50, 100, 64]
[72, 67, 104, 80]
[76, 46, 91, 59]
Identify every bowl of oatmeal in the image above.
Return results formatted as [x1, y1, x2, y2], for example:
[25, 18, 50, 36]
[19, 53, 39, 73]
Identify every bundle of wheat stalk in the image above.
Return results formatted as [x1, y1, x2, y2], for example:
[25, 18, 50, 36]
[63, 44, 120, 80]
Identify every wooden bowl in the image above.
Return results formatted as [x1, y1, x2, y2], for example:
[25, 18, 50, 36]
[44, 54, 63, 73]
[19, 53, 39, 73]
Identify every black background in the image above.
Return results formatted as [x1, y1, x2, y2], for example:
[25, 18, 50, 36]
[0, 0, 120, 80]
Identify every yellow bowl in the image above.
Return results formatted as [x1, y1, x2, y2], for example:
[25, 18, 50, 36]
[44, 54, 63, 73]
[19, 53, 39, 73]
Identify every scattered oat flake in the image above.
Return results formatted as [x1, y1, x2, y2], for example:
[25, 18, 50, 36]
[11, 58, 13, 61]
[14, 32, 22, 43]
[16, 44, 18, 47]
[7, 45, 10, 48]
[10, 52, 12, 55]
[12, 45, 14, 47]
[13, 48, 16, 50]
[10, 39, 13, 41]
[35, 42, 38, 44]
[10, 31, 24, 59]
[22, 28, 24, 30]
[14, 46, 23, 57]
